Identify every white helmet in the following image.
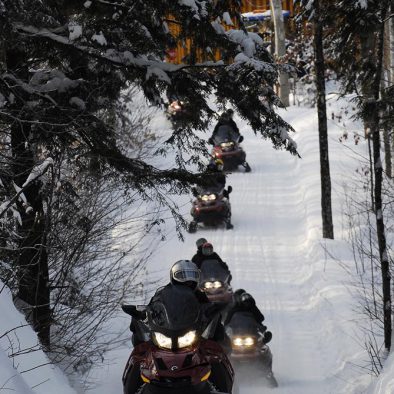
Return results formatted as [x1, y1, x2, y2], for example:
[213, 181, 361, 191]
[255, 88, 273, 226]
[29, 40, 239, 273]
[170, 260, 200, 289]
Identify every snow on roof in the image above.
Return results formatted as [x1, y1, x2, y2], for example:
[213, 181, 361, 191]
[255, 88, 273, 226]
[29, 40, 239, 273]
[242, 9, 290, 22]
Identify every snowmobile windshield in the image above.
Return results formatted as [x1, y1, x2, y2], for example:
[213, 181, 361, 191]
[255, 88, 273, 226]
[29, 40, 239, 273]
[147, 285, 201, 336]
[200, 259, 230, 283]
[213, 125, 239, 144]
[227, 311, 259, 336]
[197, 186, 223, 196]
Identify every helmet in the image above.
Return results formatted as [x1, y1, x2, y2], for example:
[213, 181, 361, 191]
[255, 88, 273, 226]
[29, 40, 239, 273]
[219, 111, 230, 121]
[234, 288, 246, 303]
[170, 260, 200, 289]
[201, 242, 214, 256]
[226, 108, 234, 118]
[215, 159, 224, 171]
[240, 292, 256, 308]
[234, 288, 246, 297]
[196, 238, 208, 249]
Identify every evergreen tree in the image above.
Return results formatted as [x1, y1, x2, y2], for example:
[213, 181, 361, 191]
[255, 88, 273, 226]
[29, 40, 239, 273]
[0, 1, 298, 346]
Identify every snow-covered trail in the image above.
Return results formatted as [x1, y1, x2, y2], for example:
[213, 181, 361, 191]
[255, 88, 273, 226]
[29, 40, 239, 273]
[90, 103, 373, 393]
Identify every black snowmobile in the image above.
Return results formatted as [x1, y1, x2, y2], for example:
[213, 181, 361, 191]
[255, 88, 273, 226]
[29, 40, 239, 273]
[225, 310, 278, 389]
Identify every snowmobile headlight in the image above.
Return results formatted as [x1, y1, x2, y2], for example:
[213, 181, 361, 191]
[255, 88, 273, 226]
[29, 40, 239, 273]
[204, 281, 214, 289]
[201, 194, 216, 201]
[233, 337, 255, 347]
[153, 332, 172, 349]
[213, 281, 222, 289]
[221, 142, 234, 149]
[177, 330, 197, 348]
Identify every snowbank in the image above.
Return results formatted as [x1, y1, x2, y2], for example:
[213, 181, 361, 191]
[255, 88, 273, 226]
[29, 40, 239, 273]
[0, 281, 76, 394]
[368, 352, 394, 393]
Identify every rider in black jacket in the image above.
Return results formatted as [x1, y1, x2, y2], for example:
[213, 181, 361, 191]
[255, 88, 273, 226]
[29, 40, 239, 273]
[124, 260, 231, 394]
[210, 109, 242, 143]
[224, 289, 272, 343]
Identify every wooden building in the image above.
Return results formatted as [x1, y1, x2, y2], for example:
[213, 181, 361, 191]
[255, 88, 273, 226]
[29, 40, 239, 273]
[167, 0, 294, 64]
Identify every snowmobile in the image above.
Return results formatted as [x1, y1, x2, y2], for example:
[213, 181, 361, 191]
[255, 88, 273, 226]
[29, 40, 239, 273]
[122, 285, 234, 394]
[199, 259, 233, 304]
[166, 99, 191, 121]
[225, 310, 278, 389]
[188, 186, 233, 233]
[210, 125, 251, 172]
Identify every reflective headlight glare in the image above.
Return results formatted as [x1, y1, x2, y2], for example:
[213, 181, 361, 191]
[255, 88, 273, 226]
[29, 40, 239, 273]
[204, 281, 214, 289]
[154, 332, 172, 349]
[178, 330, 197, 348]
[233, 337, 255, 347]
[201, 194, 216, 201]
[213, 281, 222, 288]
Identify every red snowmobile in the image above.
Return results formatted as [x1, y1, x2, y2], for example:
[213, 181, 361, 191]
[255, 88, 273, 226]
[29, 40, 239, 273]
[122, 285, 234, 394]
[210, 125, 251, 172]
[199, 259, 233, 304]
[188, 186, 233, 233]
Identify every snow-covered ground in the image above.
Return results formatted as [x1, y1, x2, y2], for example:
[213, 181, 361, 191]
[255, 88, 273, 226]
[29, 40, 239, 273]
[87, 94, 388, 394]
[0, 282, 76, 394]
[3, 91, 392, 393]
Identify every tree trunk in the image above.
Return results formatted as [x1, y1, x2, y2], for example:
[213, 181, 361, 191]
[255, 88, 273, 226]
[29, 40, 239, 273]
[270, 0, 290, 107]
[313, 0, 334, 239]
[370, 3, 391, 351]
[383, 127, 392, 178]
[6, 49, 51, 348]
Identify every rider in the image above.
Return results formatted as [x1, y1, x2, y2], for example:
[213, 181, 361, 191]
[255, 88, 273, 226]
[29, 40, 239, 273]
[205, 158, 227, 190]
[124, 260, 231, 394]
[225, 290, 272, 344]
[129, 260, 209, 347]
[209, 109, 242, 144]
[192, 242, 229, 271]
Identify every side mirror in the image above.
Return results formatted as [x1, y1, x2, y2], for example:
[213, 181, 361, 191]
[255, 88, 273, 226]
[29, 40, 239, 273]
[238, 135, 244, 143]
[192, 187, 199, 197]
[227, 185, 233, 194]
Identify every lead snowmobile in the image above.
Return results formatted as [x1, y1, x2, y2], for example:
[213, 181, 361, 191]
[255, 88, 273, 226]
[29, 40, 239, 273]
[210, 125, 251, 172]
[122, 285, 234, 394]
[225, 310, 278, 390]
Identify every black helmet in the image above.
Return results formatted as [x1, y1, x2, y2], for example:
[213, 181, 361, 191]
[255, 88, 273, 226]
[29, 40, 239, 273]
[170, 260, 200, 289]
[240, 292, 256, 308]
[234, 288, 246, 297]
[234, 288, 246, 303]
[201, 242, 214, 256]
[196, 238, 207, 249]
[226, 108, 234, 118]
